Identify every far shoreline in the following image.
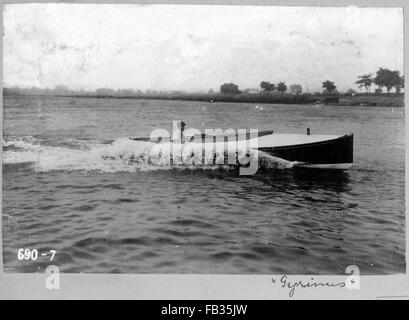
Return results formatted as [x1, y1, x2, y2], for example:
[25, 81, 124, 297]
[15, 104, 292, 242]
[3, 92, 405, 108]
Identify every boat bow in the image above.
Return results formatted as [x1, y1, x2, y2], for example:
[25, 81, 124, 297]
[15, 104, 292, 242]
[257, 133, 353, 169]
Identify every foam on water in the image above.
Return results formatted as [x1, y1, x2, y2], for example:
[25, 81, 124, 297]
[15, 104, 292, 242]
[2, 136, 296, 173]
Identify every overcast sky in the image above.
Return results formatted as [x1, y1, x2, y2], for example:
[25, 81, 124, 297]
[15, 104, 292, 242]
[3, 4, 404, 92]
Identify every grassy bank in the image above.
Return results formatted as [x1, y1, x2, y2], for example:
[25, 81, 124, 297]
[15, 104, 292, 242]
[4, 92, 404, 107]
[74, 92, 405, 107]
[335, 95, 404, 107]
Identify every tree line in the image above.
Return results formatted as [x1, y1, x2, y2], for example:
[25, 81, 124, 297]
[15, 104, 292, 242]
[220, 67, 404, 95]
[221, 81, 335, 95]
[4, 67, 404, 98]
[355, 68, 404, 94]
[220, 82, 303, 95]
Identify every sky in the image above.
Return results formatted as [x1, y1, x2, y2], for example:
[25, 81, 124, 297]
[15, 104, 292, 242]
[3, 4, 404, 93]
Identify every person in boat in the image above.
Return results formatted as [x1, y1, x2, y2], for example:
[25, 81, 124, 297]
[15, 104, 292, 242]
[172, 120, 186, 143]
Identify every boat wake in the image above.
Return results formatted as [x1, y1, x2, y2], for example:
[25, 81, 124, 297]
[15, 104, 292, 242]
[2, 136, 298, 173]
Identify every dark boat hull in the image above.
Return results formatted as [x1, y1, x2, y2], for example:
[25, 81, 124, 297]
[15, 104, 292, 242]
[258, 134, 353, 169]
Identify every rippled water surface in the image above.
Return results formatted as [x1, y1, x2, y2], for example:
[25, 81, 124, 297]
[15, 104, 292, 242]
[2, 96, 405, 274]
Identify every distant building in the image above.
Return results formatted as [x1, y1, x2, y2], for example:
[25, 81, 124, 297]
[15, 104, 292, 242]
[96, 88, 116, 96]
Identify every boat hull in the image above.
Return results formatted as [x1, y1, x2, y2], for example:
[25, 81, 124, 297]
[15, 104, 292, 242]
[131, 130, 354, 170]
[257, 134, 353, 169]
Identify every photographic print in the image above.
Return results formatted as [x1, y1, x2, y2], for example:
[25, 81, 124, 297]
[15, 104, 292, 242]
[2, 3, 405, 275]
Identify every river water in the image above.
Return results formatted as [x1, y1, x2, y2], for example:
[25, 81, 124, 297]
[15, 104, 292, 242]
[2, 95, 405, 274]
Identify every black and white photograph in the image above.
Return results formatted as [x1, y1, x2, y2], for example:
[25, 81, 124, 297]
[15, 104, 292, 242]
[1, 1, 405, 282]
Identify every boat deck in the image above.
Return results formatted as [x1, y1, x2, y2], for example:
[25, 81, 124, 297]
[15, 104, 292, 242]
[256, 133, 343, 148]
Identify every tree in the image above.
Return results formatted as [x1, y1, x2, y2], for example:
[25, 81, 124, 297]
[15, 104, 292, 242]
[220, 83, 241, 94]
[322, 80, 336, 92]
[345, 89, 357, 96]
[355, 74, 373, 93]
[395, 75, 404, 93]
[260, 81, 276, 92]
[289, 84, 302, 95]
[374, 68, 402, 94]
[276, 82, 287, 93]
